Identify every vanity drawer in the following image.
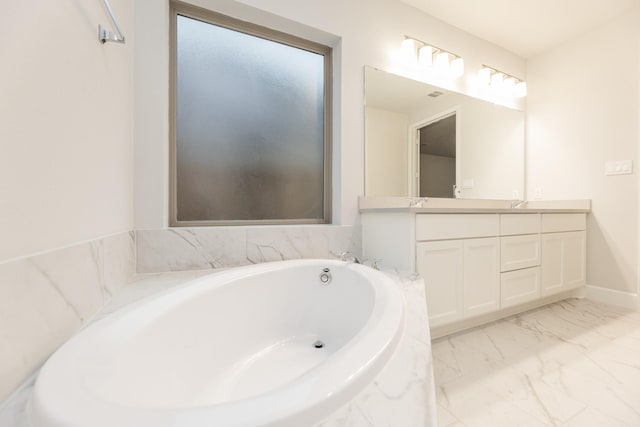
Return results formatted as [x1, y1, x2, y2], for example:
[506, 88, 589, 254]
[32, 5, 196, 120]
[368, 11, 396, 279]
[500, 214, 540, 236]
[501, 266, 540, 308]
[542, 213, 586, 233]
[500, 234, 540, 272]
[416, 214, 499, 241]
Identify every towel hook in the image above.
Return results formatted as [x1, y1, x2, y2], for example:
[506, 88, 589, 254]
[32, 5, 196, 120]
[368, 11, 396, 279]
[99, 0, 125, 44]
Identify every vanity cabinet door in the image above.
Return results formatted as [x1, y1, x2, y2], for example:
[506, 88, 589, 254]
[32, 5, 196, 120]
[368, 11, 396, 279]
[463, 237, 500, 318]
[541, 231, 586, 296]
[417, 237, 499, 327]
[416, 240, 463, 327]
[541, 233, 563, 296]
[562, 231, 586, 289]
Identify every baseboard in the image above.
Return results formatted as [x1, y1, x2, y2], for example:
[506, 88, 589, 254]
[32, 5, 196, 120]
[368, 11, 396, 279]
[430, 288, 584, 340]
[585, 284, 639, 310]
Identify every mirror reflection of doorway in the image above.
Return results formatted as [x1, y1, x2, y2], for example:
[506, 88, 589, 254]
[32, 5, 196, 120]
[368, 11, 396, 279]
[418, 113, 456, 197]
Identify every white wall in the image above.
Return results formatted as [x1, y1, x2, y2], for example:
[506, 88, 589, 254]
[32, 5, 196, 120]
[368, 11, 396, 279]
[459, 100, 524, 199]
[365, 107, 409, 196]
[134, 0, 525, 229]
[0, 0, 134, 262]
[133, 0, 170, 230]
[526, 8, 640, 295]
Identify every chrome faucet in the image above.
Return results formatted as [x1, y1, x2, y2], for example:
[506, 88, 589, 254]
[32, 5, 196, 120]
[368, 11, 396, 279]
[409, 197, 428, 208]
[367, 258, 381, 270]
[510, 199, 528, 208]
[339, 251, 361, 264]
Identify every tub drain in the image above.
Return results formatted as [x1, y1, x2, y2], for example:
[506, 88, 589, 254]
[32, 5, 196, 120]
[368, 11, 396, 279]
[313, 340, 324, 349]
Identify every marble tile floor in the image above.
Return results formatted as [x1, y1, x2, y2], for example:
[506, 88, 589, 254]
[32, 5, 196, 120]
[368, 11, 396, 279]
[432, 298, 640, 427]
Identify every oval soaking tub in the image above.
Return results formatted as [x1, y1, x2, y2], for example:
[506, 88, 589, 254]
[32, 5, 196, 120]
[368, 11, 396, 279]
[29, 259, 405, 427]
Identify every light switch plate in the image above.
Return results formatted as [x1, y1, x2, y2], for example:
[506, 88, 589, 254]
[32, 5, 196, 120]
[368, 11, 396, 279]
[605, 160, 633, 176]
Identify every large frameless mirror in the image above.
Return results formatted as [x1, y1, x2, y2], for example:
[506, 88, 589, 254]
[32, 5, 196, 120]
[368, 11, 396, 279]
[364, 66, 525, 200]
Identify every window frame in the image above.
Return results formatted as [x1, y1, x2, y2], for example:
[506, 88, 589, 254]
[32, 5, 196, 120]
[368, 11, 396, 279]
[169, 1, 333, 227]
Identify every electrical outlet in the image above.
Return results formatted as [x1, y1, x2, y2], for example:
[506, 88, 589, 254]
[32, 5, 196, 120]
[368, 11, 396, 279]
[534, 187, 542, 200]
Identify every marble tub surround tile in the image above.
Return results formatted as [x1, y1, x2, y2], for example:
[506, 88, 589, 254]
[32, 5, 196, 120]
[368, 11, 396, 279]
[0, 231, 135, 401]
[246, 225, 361, 263]
[136, 225, 362, 273]
[102, 231, 136, 297]
[317, 272, 437, 427]
[432, 298, 640, 427]
[25, 241, 105, 322]
[136, 228, 248, 273]
[0, 259, 84, 402]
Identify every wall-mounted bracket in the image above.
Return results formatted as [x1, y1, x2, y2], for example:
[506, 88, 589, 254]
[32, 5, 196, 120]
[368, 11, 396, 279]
[99, 0, 125, 44]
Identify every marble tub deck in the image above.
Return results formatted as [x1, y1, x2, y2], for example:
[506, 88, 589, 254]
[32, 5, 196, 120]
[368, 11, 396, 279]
[0, 268, 437, 427]
[433, 298, 640, 427]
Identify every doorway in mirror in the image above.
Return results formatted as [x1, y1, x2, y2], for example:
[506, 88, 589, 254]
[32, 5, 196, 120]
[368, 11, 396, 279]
[418, 113, 456, 198]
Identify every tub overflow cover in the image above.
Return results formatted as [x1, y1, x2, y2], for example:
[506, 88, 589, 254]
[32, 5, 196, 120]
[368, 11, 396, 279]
[319, 268, 332, 285]
[314, 340, 324, 348]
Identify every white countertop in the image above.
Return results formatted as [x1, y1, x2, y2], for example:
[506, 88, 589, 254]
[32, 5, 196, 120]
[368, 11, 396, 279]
[359, 196, 591, 213]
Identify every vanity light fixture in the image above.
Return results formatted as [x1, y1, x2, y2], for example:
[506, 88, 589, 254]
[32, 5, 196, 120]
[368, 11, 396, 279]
[401, 36, 464, 80]
[478, 65, 527, 98]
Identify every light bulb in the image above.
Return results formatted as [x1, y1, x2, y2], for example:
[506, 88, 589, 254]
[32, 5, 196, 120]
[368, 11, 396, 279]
[514, 81, 527, 98]
[478, 67, 492, 85]
[434, 51, 449, 73]
[418, 45, 433, 68]
[490, 72, 504, 88]
[401, 38, 417, 63]
[502, 77, 516, 97]
[450, 57, 464, 78]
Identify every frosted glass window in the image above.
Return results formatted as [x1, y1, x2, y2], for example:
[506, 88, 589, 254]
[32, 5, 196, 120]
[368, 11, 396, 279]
[171, 9, 331, 225]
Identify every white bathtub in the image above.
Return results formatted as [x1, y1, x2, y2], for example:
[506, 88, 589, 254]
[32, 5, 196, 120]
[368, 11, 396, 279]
[28, 259, 405, 427]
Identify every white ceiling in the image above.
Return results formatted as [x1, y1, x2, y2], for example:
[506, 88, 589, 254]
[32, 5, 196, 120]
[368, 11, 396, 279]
[400, 0, 638, 58]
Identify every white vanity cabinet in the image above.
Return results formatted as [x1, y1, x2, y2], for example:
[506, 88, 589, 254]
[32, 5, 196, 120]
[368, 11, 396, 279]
[540, 214, 587, 296]
[360, 199, 589, 336]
